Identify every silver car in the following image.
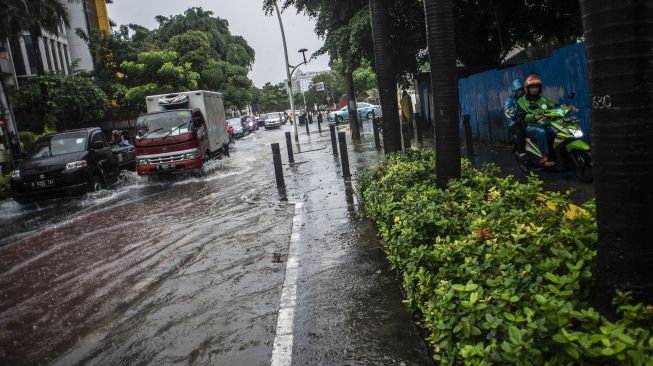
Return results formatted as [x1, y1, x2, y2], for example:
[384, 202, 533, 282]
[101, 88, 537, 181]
[263, 112, 283, 129]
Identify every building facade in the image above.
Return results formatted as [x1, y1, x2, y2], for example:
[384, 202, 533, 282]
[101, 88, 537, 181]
[5, 0, 114, 79]
[288, 70, 329, 93]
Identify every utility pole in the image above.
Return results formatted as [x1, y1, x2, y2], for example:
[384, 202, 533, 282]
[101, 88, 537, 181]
[274, 2, 299, 142]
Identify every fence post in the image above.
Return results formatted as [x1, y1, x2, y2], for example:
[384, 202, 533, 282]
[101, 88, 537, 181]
[285, 131, 294, 164]
[329, 124, 338, 155]
[338, 131, 351, 179]
[463, 114, 474, 158]
[271, 143, 285, 188]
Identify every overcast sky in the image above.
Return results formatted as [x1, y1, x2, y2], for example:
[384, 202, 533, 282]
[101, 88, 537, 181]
[108, 0, 331, 87]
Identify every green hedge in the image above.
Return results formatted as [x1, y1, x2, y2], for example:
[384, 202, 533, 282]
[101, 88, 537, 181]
[0, 174, 12, 201]
[357, 149, 653, 365]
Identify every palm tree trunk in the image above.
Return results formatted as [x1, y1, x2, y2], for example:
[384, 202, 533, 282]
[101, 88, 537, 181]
[423, 0, 461, 188]
[345, 72, 361, 141]
[368, 0, 401, 153]
[579, 0, 653, 317]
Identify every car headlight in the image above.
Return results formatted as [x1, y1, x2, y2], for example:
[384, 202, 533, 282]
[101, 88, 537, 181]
[65, 160, 88, 170]
[10, 170, 20, 179]
[184, 148, 201, 160]
[137, 158, 149, 166]
[573, 130, 584, 138]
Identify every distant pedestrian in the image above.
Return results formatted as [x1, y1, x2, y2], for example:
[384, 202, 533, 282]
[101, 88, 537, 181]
[503, 79, 526, 155]
[400, 90, 414, 124]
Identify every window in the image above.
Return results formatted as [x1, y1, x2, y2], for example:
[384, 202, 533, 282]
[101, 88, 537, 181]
[43, 37, 53, 71]
[90, 132, 107, 148]
[22, 35, 38, 75]
[10, 38, 26, 76]
[51, 40, 59, 71]
[63, 45, 70, 72]
[57, 42, 67, 74]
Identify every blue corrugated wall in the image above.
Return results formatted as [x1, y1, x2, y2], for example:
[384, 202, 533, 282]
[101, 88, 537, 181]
[457, 43, 590, 144]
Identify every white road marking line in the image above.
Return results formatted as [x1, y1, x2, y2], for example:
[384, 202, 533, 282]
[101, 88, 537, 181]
[271, 202, 304, 366]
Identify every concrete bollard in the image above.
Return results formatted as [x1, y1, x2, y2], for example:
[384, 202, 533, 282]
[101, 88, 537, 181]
[463, 114, 474, 158]
[285, 131, 294, 164]
[271, 143, 285, 188]
[317, 112, 322, 133]
[305, 113, 310, 134]
[372, 118, 381, 150]
[329, 124, 338, 155]
[338, 131, 351, 179]
[402, 123, 411, 149]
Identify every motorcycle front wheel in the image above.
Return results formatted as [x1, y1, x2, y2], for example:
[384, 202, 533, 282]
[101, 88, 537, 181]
[571, 150, 593, 183]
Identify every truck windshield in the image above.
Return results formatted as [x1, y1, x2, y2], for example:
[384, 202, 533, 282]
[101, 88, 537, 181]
[28, 132, 88, 158]
[136, 111, 192, 139]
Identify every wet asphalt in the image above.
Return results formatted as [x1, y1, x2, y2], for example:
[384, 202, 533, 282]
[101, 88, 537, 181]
[0, 121, 432, 365]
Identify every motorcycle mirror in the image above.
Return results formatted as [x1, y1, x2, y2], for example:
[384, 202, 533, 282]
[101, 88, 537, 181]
[568, 92, 576, 100]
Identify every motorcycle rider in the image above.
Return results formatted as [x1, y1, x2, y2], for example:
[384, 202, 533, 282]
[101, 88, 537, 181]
[518, 75, 557, 167]
[503, 79, 526, 156]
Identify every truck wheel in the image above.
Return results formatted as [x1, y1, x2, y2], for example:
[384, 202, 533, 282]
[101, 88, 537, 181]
[367, 112, 374, 119]
[88, 176, 103, 193]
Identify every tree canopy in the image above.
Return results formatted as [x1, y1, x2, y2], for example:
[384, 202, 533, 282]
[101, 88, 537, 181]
[264, 0, 583, 78]
[80, 7, 256, 113]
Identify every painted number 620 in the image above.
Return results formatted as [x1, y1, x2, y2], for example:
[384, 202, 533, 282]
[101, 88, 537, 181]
[592, 95, 612, 109]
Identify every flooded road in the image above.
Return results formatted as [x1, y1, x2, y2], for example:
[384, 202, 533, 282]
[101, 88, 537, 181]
[0, 131, 295, 365]
[0, 122, 433, 366]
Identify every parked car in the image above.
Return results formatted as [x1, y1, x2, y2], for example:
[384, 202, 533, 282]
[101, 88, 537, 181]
[227, 117, 245, 139]
[262, 112, 283, 129]
[255, 115, 266, 127]
[327, 102, 382, 123]
[10, 127, 133, 203]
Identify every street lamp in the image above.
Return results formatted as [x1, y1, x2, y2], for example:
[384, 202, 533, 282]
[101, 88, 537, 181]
[273, 2, 311, 142]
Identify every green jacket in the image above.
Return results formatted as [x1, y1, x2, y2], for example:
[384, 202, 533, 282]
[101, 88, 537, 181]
[517, 95, 557, 125]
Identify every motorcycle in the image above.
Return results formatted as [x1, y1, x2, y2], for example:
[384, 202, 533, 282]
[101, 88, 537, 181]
[513, 104, 593, 183]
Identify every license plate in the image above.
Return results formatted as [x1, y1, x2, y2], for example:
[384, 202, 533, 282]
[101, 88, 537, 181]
[158, 164, 176, 171]
[31, 179, 54, 188]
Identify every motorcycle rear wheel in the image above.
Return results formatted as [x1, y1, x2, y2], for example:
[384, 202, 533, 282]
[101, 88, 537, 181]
[571, 150, 593, 183]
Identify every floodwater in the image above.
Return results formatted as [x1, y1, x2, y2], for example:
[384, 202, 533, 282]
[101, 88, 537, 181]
[0, 132, 295, 365]
[0, 123, 433, 366]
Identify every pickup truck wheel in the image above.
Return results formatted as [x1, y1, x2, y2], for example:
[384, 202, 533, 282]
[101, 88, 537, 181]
[367, 112, 374, 119]
[88, 176, 103, 193]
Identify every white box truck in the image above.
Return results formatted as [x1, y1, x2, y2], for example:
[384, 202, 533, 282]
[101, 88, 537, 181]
[134, 91, 230, 175]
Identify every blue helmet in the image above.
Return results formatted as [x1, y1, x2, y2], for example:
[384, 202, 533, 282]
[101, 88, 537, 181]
[511, 79, 524, 93]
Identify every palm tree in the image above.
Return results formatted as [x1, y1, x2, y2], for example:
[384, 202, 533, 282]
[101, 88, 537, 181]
[579, 0, 653, 317]
[423, 0, 461, 188]
[368, 0, 402, 153]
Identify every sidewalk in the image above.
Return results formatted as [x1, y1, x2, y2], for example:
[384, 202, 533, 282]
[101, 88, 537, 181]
[273, 120, 432, 365]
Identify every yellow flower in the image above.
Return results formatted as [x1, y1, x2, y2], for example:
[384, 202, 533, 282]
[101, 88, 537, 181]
[394, 216, 401, 223]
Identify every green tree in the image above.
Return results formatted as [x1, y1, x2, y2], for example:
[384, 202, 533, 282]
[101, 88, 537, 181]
[252, 82, 288, 113]
[13, 73, 107, 133]
[120, 50, 199, 111]
[155, 7, 255, 68]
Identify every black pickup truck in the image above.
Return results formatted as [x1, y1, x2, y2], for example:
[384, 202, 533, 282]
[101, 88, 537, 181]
[10, 127, 135, 204]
